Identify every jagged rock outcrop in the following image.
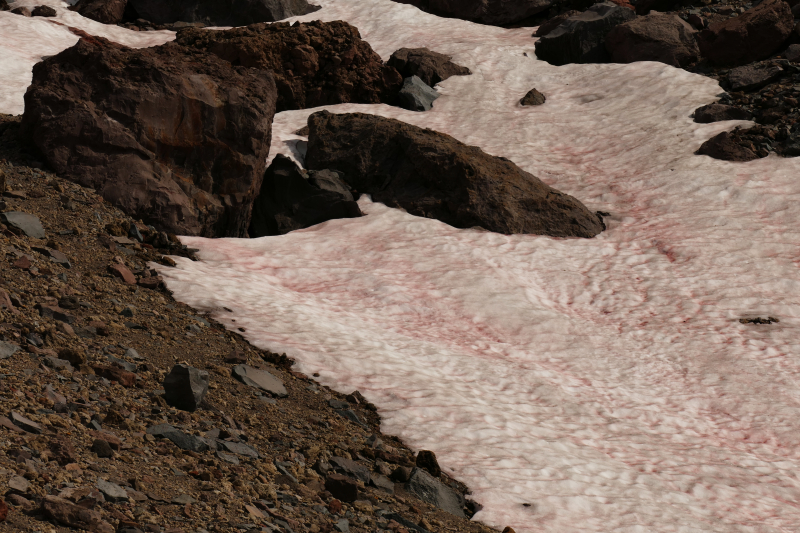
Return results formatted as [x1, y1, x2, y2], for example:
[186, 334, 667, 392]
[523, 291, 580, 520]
[176, 20, 402, 113]
[127, 0, 319, 26]
[535, 2, 636, 65]
[387, 48, 471, 87]
[392, 0, 552, 25]
[305, 111, 604, 238]
[21, 36, 278, 237]
[249, 155, 361, 237]
[605, 12, 700, 67]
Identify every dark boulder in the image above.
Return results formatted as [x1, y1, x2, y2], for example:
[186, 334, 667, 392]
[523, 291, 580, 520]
[534, 10, 581, 37]
[784, 43, 800, 62]
[305, 111, 604, 238]
[0, 0, 8, 11]
[71, 0, 129, 24]
[392, 0, 552, 26]
[127, 0, 319, 26]
[21, 37, 277, 237]
[249, 155, 361, 237]
[727, 63, 785, 92]
[397, 76, 439, 111]
[405, 468, 465, 517]
[31, 5, 57, 17]
[696, 130, 759, 161]
[11, 7, 31, 16]
[605, 12, 699, 67]
[693, 104, 753, 123]
[387, 48, 471, 88]
[416, 450, 441, 477]
[697, 0, 794, 66]
[535, 2, 637, 66]
[176, 20, 402, 113]
[163, 364, 209, 412]
[520, 88, 546, 106]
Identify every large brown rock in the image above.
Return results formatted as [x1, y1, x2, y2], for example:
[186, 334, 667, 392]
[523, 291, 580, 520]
[305, 111, 604, 238]
[697, 0, 794, 66]
[127, 0, 319, 26]
[21, 36, 277, 237]
[605, 12, 700, 67]
[71, 0, 128, 23]
[176, 21, 402, 113]
[387, 48, 471, 88]
[41, 496, 114, 533]
[392, 0, 552, 25]
[696, 130, 758, 161]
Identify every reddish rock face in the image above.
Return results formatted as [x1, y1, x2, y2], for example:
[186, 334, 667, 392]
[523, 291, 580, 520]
[306, 111, 605, 238]
[605, 12, 700, 67]
[697, 0, 794, 66]
[21, 37, 278, 237]
[176, 20, 403, 113]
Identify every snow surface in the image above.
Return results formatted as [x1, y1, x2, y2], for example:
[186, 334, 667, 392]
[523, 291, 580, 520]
[4, 0, 800, 531]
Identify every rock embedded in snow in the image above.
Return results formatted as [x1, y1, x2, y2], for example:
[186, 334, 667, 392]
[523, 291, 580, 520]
[727, 63, 785, 92]
[127, 0, 319, 26]
[387, 47, 471, 88]
[31, 5, 56, 17]
[232, 364, 288, 397]
[519, 88, 546, 106]
[416, 450, 441, 477]
[535, 2, 637, 66]
[0, 212, 45, 239]
[71, 0, 129, 24]
[248, 155, 361, 238]
[306, 111, 605, 238]
[10, 7, 31, 16]
[697, 0, 794, 66]
[696, 130, 759, 161]
[533, 10, 581, 37]
[175, 20, 402, 113]
[604, 12, 700, 67]
[393, 0, 552, 25]
[21, 37, 277, 238]
[397, 76, 440, 112]
[693, 103, 753, 123]
[404, 468, 465, 517]
[162, 363, 209, 411]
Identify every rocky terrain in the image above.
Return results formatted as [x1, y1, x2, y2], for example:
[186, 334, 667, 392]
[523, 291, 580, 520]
[0, 118, 504, 533]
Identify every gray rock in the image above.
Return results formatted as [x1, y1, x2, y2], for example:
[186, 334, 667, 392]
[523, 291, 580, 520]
[0, 341, 20, 360]
[520, 88, 546, 106]
[124, 348, 143, 360]
[693, 103, 753, 123]
[535, 2, 637, 65]
[91, 438, 115, 458]
[330, 456, 370, 483]
[11, 411, 42, 434]
[147, 423, 209, 452]
[8, 475, 30, 493]
[216, 451, 240, 464]
[404, 468, 465, 517]
[728, 63, 785, 92]
[43, 356, 73, 372]
[335, 408, 367, 428]
[369, 473, 395, 494]
[96, 479, 128, 502]
[387, 48, 471, 87]
[171, 493, 196, 505]
[232, 365, 287, 397]
[106, 354, 137, 373]
[0, 212, 45, 238]
[785, 44, 800, 63]
[217, 439, 260, 458]
[274, 461, 299, 482]
[163, 364, 209, 411]
[328, 399, 349, 409]
[334, 518, 350, 533]
[397, 76, 439, 112]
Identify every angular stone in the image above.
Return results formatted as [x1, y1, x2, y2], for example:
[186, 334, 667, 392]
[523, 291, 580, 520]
[325, 473, 358, 502]
[49, 436, 78, 465]
[10, 412, 42, 434]
[387, 48, 471, 87]
[8, 476, 29, 493]
[416, 450, 441, 477]
[693, 104, 753, 123]
[520, 88, 546, 106]
[0, 416, 25, 433]
[38, 304, 76, 324]
[59, 347, 86, 366]
[147, 424, 209, 452]
[41, 496, 114, 533]
[728, 63, 785, 92]
[71, 0, 127, 24]
[330, 456, 370, 483]
[534, 10, 581, 37]
[785, 43, 800, 62]
[128, 0, 318, 26]
[306, 111, 604, 238]
[232, 365, 287, 397]
[96, 479, 128, 502]
[10, 7, 32, 16]
[92, 365, 136, 387]
[369, 473, 395, 494]
[89, 430, 122, 450]
[398, 76, 439, 112]
[605, 12, 700, 67]
[0, 212, 45, 238]
[163, 364, 209, 411]
[171, 493, 196, 505]
[31, 5, 56, 16]
[535, 3, 636, 65]
[0, 341, 19, 360]
[217, 439, 260, 458]
[216, 451, 239, 465]
[91, 439, 115, 458]
[405, 468, 465, 517]
[109, 264, 136, 285]
[696, 130, 759, 162]
[44, 356, 73, 372]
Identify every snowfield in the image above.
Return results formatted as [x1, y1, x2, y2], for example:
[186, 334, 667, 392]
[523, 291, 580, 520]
[4, 1, 800, 531]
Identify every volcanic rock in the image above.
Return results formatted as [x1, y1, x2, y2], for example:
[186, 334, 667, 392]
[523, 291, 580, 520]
[727, 63, 785, 92]
[697, 0, 794, 66]
[535, 2, 636, 65]
[31, 5, 56, 17]
[21, 37, 277, 238]
[128, 0, 319, 26]
[163, 364, 209, 411]
[147, 423, 210, 452]
[248, 155, 361, 237]
[782, 131, 800, 155]
[330, 456, 371, 483]
[232, 364, 288, 397]
[392, 0, 552, 25]
[605, 12, 700, 67]
[176, 20, 403, 113]
[306, 111, 604, 238]
[398, 76, 440, 111]
[387, 48, 471, 87]
[217, 440, 260, 458]
[784, 43, 800, 62]
[520, 88, 546, 106]
[71, 0, 128, 24]
[41, 496, 114, 533]
[405, 468, 465, 517]
[325, 473, 358, 502]
[693, 103, 753, 123]
[416, 450, 441, 477]
[0, 212, 45, 238]
[91, 438, 115, 458]
[534, 10, 581, 37]
[696, 130, 759, 161]
[11, 411, 42, 434]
